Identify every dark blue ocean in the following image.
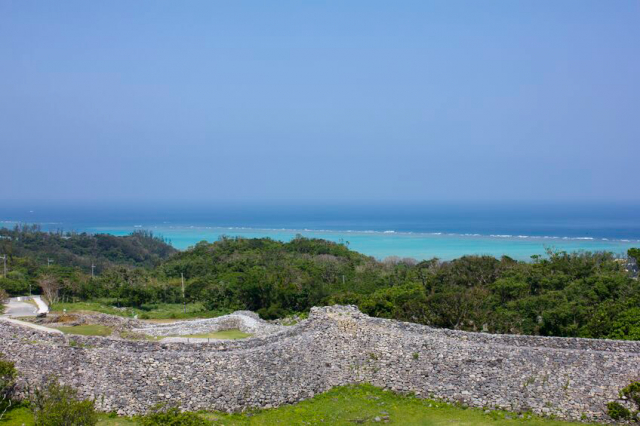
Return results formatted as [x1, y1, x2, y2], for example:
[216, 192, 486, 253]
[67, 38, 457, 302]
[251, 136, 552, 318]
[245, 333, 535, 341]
[1, 202, 639, 260]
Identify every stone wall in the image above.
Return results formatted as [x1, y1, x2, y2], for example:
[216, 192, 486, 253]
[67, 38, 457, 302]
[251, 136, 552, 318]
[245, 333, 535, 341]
[2, 305, 640, 423]
[131, 311, 283, 338]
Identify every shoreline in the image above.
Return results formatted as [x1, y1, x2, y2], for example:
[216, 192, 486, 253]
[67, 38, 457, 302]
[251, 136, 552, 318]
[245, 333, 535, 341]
[2, 222, 638, 261]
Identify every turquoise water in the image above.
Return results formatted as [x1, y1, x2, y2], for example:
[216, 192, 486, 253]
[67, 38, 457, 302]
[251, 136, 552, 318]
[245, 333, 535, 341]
[1, 202, 639, 260]
[86, 225, 637, 261]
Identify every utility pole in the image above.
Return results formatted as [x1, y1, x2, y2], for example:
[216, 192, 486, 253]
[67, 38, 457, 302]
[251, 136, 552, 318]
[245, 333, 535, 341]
[91, 264, 96, 279]
[0, 254, 6, 278]
[181, 273, 186, 314]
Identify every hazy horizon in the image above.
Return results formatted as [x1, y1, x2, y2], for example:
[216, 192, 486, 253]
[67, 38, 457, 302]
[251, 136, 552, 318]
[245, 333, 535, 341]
[2, 1, 639, 204]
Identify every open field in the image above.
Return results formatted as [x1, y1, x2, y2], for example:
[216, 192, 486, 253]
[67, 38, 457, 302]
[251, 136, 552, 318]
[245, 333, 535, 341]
[0, 385, 596, 425]
[55, 324, 113, 337]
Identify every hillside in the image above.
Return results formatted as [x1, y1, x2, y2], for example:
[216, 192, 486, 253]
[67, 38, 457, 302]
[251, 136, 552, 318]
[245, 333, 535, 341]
[0, 225, 176, 271]
[0, 226, 176, 297]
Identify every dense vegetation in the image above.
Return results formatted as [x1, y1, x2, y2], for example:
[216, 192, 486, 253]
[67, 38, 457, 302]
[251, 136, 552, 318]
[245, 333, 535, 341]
[1, 227, 639, 340]
[0, 225, 176, 272]
[0, 225, 176, 297]
[0, 290, 7, 314]
[0, 354, 17, 420]
[29, 377, 98, 426]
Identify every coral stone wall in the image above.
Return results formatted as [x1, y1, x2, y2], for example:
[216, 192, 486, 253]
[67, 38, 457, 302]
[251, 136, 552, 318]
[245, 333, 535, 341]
[2, 305, 639, 423]
[131, 311, 283, 337]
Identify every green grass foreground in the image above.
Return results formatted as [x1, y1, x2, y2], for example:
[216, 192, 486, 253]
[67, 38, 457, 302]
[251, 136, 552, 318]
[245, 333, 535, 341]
[56, 324, 113, 337]
[0, 384, 600, 425]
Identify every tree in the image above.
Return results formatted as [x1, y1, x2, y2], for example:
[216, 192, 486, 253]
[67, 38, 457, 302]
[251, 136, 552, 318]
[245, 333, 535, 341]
[628, 248, 640, 277]
[415, 258, 439, 294]
[0, 289, 7, 315]
[0, 353, 17, 421]
[607, 308, 640, 341]
[30, 377, 98, 426]
[38, 275, 61, 305]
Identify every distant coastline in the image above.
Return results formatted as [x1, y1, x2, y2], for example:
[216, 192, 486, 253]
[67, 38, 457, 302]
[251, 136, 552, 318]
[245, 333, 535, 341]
[1, 221, 638, 261]
[1, 202, 639, 260]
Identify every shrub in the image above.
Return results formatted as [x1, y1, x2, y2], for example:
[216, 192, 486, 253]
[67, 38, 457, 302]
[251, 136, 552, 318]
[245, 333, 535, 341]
[620, 381, 640, 406]
[606, 401, 631, 420]
[137, 404, 211, 426]
[257, 304, 287, 320]
[30, 377, 98, 426]
[0, 278, 30, 297]
[0, 289, 8, 315]
[0, 353, 18, 419]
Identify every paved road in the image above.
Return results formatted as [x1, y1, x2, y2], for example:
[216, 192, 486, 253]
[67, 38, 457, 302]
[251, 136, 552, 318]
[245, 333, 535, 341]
[1, 296, 62, 334]
[2, 297, 38, 317]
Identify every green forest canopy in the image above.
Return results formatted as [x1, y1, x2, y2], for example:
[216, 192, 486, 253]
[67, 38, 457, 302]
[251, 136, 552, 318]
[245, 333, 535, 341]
[1, 226, 639, 341]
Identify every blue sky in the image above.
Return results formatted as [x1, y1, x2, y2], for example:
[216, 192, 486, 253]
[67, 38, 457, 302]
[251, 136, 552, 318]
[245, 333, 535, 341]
[1, 1, 638, 204]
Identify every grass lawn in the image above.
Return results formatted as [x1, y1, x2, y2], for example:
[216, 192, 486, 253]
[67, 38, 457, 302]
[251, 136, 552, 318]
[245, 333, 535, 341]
[0, 405, 32, 425]
[173, 329, 253, 340]
[55, 324, 113, 337]
[209, 384, 596, 425]
[0, 406, 135, 425]
[0, 385, 601, 426]
[50, 300, 231, 320]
